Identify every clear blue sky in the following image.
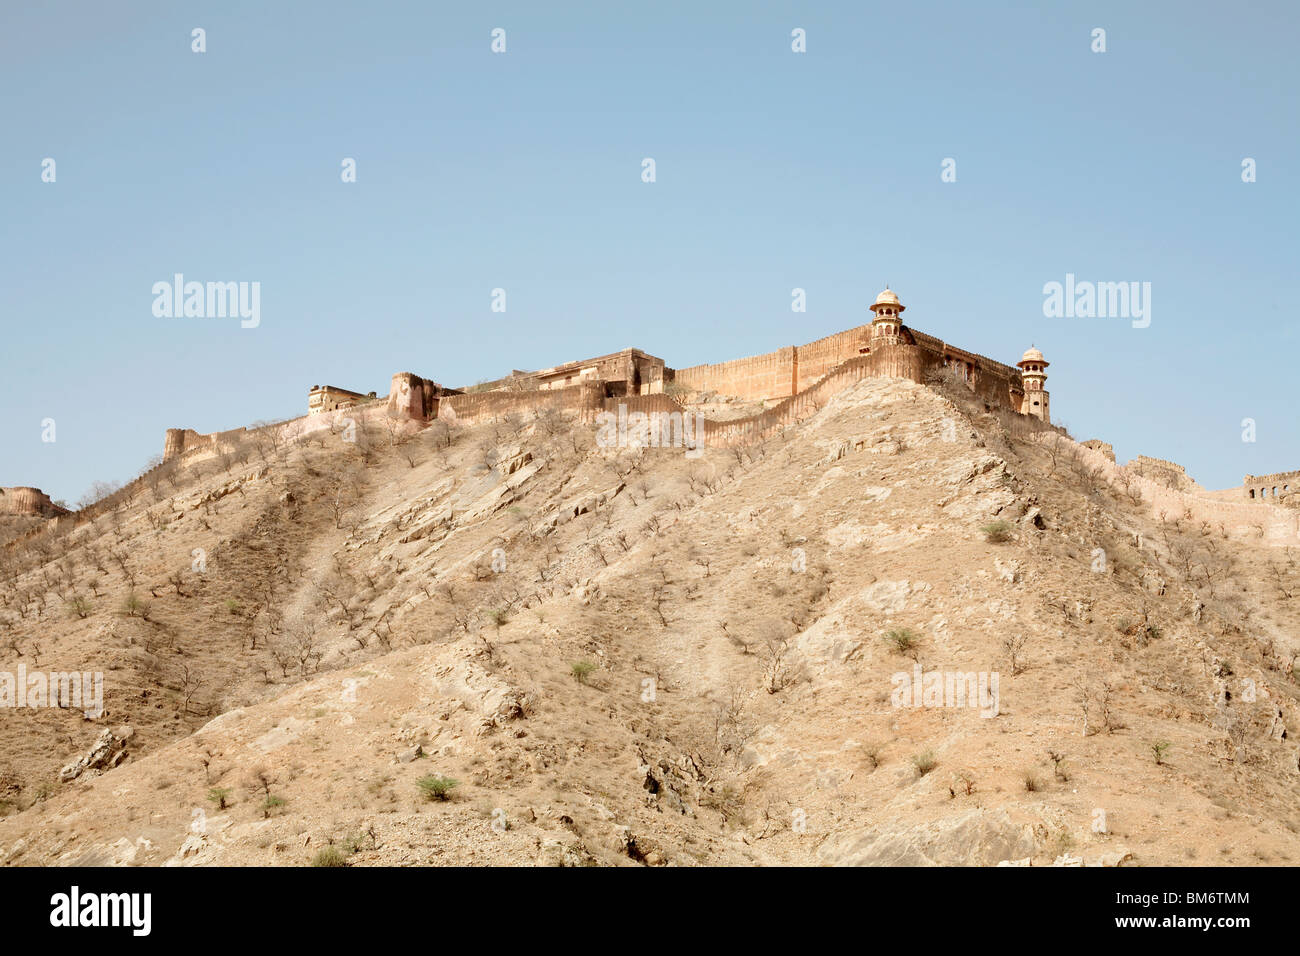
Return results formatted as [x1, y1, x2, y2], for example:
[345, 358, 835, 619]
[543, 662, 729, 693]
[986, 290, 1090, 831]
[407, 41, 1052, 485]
[3, 0, 1296, 504]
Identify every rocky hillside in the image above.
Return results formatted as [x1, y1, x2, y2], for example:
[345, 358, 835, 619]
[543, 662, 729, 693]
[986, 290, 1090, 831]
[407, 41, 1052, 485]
[2, 375, 1298, 866]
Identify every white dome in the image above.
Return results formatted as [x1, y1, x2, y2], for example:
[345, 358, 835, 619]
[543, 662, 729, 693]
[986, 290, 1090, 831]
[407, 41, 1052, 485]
[871, 288, 904, 312]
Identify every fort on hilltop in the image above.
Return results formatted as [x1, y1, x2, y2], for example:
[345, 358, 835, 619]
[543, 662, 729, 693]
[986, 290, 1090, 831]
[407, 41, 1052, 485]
[5, 288, 1297, 535]
[155, 288, 1055, 464]
[128, 287, 1300, 514]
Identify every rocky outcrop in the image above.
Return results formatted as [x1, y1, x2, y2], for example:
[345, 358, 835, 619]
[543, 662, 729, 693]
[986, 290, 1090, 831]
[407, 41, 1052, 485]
[58, 726, 134, 783]
[817, 809, 1037, 866]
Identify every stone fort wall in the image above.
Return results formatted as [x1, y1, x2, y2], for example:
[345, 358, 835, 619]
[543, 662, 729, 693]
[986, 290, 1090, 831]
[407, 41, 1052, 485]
[156, 322, 1031, 470]
[590, 344, 927, 447]
[164, 427, 256, 462]
[19, 313, 1300, 555]
[1128, 455, 1196, 492]
[672, 324, 1029, 417]
[0, 487, 67, 518]
[700, 345, 923, 446]
[675, 346, 796, 403]
[1060, 439, 1300, 545]
[441, 383, 606, 426]
[674, 326, 872, 403]
[1244, 469, 1300, 503]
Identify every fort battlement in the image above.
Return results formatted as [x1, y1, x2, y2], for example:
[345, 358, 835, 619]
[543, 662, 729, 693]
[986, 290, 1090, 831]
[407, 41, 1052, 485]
[1063, 441, 1300, 545]
[157, 288, 1055, 465]
[351, 290, 1057, 450]
[1245, 469, 1300, 504]
[1128, 455, 1195, 492]
[465, 348, 666, 398]
[1081, 440, 1116, 462]
[164, 425, 266, 462]
[422, 291, 1049, 430]
[12, 286, 1299, 553]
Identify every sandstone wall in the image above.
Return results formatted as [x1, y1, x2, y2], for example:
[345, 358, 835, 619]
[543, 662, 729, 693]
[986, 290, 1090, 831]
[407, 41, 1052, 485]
[674, 346, 799, 403]
[441, 383, 605, 426]
[468, 349, 666, 397]
[1129, 455, 1196, 492]
[1244, 469, 1300, 503]
[163, 425, 275, 464]
[793, 326, 875, 388]
[0, 487, 67, 517]
[1081, 440, 1116, 462]
[604, 394, 685, 417]
[445, 342, 969, 451]
[1054, 439, 1300, 545]
[388, 372, 445, 422]
[163, 428, 204, 461]
[673, 322, 1029, 412]
[906, 331, 1026, 411]
[701, 344, 926, 446]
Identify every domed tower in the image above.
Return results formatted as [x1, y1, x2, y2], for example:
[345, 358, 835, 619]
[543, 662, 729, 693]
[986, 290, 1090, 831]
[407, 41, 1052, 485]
[869, 288, 905, 340]
[1017, 347, 1050, 423]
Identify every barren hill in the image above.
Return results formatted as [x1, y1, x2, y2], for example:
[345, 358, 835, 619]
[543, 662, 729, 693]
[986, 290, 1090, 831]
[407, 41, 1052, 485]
[2, 374, 1299, 866]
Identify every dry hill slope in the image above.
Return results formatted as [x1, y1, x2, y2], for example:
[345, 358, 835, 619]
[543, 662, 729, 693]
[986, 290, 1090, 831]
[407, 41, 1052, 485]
[2, 375, 1298, 866]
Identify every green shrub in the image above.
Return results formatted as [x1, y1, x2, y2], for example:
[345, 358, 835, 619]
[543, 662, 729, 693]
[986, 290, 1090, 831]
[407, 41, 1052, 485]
[417, 775, 459, 801]
[122, 593, 149, 618]
[882, 628, 919, 654]
[68, 596, 91, 619]
[980, 521, 1013, 543]
[207, 787, 231, 810]
[570, 660, 596, 684]
[1151, 740, 1171, 765]
[262, 794, 286, 817]
[311, 846, 348, 867]
[340, 832, 370, 855]
[912, 750, 937, 776]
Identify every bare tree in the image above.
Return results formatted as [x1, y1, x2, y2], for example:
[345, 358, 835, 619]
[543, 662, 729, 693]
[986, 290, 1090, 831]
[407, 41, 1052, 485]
[292, 623, 322, 676]
[762, 632, 797, 694]
[1002, 633, 1029, 675]
[177, 663, 204, 715]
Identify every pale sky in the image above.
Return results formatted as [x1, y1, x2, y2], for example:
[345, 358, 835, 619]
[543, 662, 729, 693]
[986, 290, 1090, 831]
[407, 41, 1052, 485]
[3, 0, 1296, 503]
